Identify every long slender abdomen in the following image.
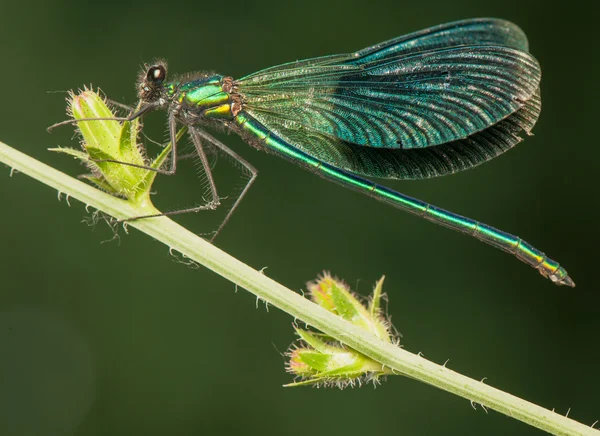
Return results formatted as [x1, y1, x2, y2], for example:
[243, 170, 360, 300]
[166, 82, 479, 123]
[372, 185, 574, 286]
[235, 113, 574, 287]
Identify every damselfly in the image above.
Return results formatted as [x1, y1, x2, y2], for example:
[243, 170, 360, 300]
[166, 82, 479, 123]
[51, 18, 574, 286]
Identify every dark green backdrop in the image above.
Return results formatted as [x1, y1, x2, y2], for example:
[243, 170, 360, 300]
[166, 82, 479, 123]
[1, 1, 598, 435]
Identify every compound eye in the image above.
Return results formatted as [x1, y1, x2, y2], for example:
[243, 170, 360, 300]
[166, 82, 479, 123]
[147, 65, 166, 85]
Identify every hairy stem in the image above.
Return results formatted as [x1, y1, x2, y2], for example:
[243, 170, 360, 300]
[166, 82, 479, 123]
[0, 140, 596, 436]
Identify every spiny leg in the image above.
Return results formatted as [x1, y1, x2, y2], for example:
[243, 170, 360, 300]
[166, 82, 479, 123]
[106, 98, 135, 113]
[118, 126, 221, 224]
[134, 123, 215, 165]
[141, 126, 221, 212]
[121, 127, 256, 241]
[189, 127, 219, 208]
[191, 127, 258, 242]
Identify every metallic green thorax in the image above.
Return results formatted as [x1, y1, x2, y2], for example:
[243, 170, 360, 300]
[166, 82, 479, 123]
[167, 75, 238, 121]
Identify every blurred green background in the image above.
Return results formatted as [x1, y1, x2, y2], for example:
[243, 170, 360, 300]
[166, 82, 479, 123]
[0, 0, 598, 435]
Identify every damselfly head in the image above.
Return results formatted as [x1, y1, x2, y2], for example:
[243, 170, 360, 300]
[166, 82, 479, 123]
[137, 60, 168, 103]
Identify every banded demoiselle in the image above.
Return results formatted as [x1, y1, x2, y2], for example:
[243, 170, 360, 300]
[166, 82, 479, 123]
[53, 18, 574, 287]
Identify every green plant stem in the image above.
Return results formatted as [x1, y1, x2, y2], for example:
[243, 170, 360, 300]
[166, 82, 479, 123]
[0, 140, 596, 436]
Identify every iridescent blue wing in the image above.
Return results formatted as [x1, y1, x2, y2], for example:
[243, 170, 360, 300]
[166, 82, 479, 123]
[238, 88, 540, 180]
[351, 17, 529, 62]
[240, 18, 530, 81]
[235, 18, 541, 179]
